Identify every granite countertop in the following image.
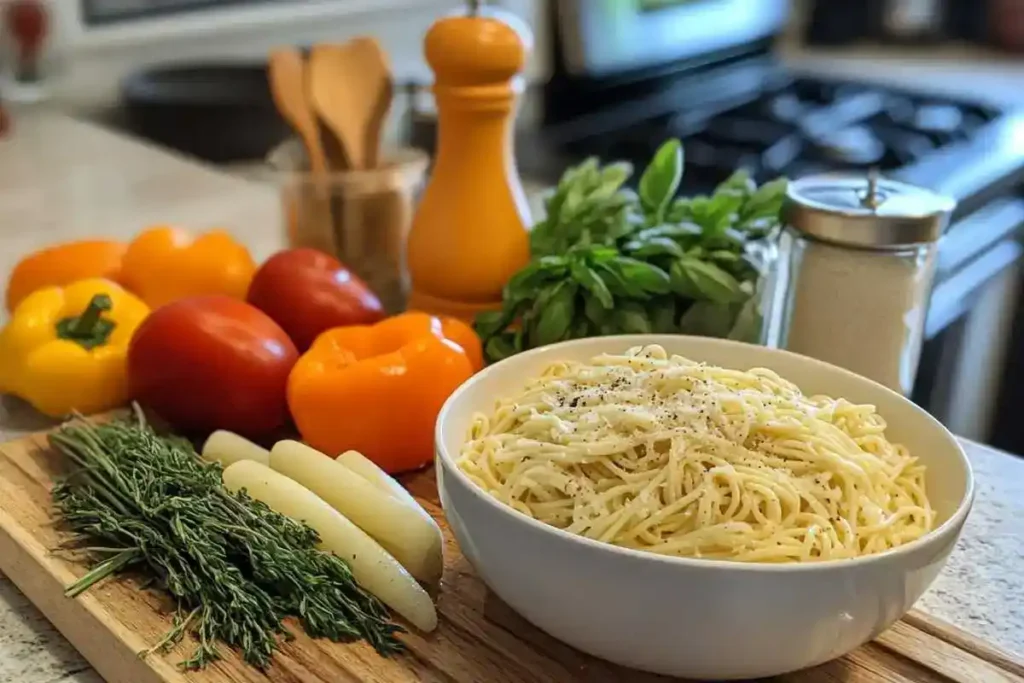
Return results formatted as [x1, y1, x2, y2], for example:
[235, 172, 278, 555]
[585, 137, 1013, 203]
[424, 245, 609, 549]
[0, 112, 286, 683]
[1, 111, 1023, 683]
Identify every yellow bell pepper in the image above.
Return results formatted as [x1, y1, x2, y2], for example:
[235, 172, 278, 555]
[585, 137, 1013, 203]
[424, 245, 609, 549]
[0, 278, 149, 417]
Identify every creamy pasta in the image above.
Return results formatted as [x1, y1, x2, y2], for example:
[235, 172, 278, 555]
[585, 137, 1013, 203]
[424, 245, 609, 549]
[457, 345, 933, 563]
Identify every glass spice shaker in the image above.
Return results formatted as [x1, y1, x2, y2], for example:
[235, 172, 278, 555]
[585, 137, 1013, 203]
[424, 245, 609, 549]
[772, 172, 955, 396]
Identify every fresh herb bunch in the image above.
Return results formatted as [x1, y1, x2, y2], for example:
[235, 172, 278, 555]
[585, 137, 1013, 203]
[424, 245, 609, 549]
[476, 139, 787, 363]
[51, 407, 403, 671]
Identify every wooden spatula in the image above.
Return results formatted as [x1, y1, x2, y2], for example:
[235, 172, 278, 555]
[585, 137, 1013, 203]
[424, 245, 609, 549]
[267, 47, 336, 254]
[310, 38, 393, 170]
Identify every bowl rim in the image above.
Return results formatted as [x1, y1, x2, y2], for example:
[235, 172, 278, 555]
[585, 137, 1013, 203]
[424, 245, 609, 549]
[435, 334, 976, 573]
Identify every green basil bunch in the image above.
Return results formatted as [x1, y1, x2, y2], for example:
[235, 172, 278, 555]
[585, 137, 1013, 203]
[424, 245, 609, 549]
[476, 139, 787, 364]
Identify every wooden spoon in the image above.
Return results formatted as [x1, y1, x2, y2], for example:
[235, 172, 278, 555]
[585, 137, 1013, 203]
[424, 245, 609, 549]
[268, 47, 329, 176]
[310, 38, 393, 170]
[267, 47, 337, 254]
[353, 37, 394, 170]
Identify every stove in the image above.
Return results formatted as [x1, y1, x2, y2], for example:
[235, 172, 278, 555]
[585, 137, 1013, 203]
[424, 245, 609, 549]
[546, 72, 1005, 195]
[531, 0, 1024, 448]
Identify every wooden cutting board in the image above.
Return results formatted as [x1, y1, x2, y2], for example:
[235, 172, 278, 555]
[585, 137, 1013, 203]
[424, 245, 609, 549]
[1, 423, 1023, 683]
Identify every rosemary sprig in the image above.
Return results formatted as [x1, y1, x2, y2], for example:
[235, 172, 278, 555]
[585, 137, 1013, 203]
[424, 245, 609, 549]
[50, 406, 403, 670]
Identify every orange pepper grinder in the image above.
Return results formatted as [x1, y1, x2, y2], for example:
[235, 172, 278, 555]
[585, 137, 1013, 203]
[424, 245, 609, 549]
[405, 0, 532, 323]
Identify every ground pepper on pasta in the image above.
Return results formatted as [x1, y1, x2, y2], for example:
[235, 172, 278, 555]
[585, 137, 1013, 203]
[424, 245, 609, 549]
[457, 345, 933, 563]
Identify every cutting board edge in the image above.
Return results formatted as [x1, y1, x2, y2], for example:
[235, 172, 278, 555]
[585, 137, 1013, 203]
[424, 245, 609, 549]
[0, 479, 185, 683]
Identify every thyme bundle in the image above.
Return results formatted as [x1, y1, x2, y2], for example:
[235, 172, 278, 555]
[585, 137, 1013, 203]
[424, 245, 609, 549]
[50, 407, 403, 670]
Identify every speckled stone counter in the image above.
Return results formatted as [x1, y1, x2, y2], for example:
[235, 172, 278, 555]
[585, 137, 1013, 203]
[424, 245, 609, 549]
[0, 112, 283, 683]
[1, 113, 1023, 683]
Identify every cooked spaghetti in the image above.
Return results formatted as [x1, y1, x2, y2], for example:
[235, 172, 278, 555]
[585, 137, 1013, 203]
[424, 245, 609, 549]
[457, 345, 933, 562]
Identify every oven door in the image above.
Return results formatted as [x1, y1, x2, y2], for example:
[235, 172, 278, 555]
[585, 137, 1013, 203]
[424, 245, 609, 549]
[913, 197, 1024, 442]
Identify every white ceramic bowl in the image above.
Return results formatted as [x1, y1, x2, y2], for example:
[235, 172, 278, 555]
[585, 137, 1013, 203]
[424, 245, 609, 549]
[435, 335, 974, 680]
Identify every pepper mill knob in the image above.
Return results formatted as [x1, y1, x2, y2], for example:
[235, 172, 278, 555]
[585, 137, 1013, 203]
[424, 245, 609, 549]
[424, 11, 525, 87]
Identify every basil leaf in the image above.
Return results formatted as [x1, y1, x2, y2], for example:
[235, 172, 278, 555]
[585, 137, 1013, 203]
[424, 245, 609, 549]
[601, 161, 633, 188]
[529, 217, 558, 255]
[505, 257, 566, 303]
[578, 159, 602, 190]
[707, 192, 744, 228]
[541, 188, 566, 223]
[571, 314, 594, 339]
[709, 250, 740, 265]
[586, 246, 620, 264]
[559, 181, 588, 222]
[666, 198, 693, 223]
[716, 169, 757, 196]
[649, 297, 678, 333]
[703, 227, 746, 251]
[605, 206, 636, 242]
[639, 139, 683, 222]
[708, 249, 759, 280]
[625, 236, 685, 259]
[584, 294, 609, 327]
[673, 257, 745, 304]
[739, 216, 779, 238]
[596, 262, 645, 298]
[613, 301, 653, 334]
[570, 260, 614, 309]
[612, 257, 671, 295]
[522, 307, 540, 348]
[633, 222, 702, 243]
[728, 294, 764, 343]
[484, 333, 519, 364]
[538, 255, 569, 268]
[691, 193, 741, 239]
[474, 310, 510, 340]
[558, 157, 598, 189]
[534, 282, 577, 346]
[678, 301, 738, 338]
[686, 195, 710, 218]
[724, 252, 760, 282]
[741, 177, 788, 221]
[670, 259, 703, 300]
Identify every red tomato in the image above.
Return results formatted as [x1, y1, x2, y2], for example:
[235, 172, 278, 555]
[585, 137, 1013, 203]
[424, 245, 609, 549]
[127, 295, 298, 438]
[246, 249, 385, 350]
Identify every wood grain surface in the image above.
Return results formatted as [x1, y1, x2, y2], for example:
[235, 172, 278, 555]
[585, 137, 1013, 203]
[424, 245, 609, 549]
[0, 425, 1022, 683]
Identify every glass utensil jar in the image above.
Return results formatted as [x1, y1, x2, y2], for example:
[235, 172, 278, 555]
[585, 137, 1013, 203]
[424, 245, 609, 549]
[774, 173, 955, 395]
[266, 140, 428, 314]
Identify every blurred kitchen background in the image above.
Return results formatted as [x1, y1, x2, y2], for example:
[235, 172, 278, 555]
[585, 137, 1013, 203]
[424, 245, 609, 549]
[2, 0, 1024, 452]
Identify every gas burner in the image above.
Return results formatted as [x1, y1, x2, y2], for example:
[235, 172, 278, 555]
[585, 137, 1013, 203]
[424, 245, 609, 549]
[549, 75, 1002, 192]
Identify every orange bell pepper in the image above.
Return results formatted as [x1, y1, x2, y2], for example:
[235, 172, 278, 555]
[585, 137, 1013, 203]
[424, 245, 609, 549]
[6, 240, 127, 312]
[120, 226, 256, 309]
[288, 312, 479, 473]
[418, 311, 484, 372]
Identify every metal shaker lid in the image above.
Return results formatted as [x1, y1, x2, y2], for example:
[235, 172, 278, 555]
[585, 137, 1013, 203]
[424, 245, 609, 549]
[782, 171, 956, 249]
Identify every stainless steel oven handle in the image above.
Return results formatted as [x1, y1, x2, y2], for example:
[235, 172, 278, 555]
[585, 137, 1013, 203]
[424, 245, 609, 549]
[935, 197, 1024, 278]
[927, 239, 1024, 339]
